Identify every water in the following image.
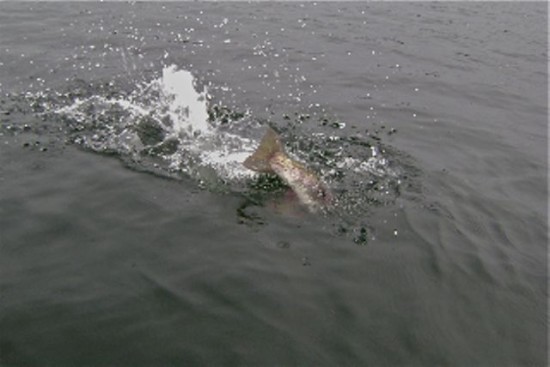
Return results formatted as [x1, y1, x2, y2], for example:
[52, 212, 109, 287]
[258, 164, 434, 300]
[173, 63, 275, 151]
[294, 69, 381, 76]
[0, 2, 547, 366]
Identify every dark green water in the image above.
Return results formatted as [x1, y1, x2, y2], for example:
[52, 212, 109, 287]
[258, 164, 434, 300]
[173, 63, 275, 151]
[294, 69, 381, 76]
[0, 3, 547, 366]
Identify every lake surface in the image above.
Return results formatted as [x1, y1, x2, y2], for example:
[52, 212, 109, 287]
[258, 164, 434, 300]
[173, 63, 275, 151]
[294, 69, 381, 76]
[0, 2, 547, 366]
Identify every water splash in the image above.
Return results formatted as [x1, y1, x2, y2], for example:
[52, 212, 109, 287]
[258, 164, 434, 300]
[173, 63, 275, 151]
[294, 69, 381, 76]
[4, 64, 410, 243]
[51, 65, 260, 186]
[157, 65, 212, 137]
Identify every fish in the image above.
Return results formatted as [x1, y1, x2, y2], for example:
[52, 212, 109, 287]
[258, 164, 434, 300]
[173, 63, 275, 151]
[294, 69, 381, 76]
[243, 127, 332, 213]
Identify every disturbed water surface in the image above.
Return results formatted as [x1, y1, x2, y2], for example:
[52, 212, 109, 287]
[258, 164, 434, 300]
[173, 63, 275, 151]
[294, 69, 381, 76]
[0, 2, 547, 366]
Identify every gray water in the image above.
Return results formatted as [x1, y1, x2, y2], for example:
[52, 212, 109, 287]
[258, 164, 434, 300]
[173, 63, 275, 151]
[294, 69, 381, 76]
[0, 2, 547, 366]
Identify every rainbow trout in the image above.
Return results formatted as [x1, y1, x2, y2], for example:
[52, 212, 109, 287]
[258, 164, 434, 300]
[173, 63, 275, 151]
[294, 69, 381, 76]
[243, 128, 332, 213]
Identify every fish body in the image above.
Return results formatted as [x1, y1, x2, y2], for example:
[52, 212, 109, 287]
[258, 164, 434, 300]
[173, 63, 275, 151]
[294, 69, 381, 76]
[243, 128, 332, 213]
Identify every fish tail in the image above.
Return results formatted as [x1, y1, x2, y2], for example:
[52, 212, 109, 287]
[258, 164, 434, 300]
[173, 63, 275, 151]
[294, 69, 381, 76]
[243, 127, 284, 173]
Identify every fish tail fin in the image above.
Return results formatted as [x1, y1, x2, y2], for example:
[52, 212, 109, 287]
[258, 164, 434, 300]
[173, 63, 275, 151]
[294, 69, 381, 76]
[243, 127, 283, 173]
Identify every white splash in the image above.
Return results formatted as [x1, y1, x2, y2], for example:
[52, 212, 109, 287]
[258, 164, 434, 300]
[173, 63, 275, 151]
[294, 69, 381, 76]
[158, 65, 212, 137]
[155, 65, 256, 179]
[54, 64, 258, 182]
